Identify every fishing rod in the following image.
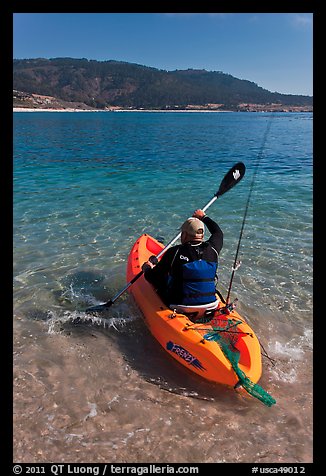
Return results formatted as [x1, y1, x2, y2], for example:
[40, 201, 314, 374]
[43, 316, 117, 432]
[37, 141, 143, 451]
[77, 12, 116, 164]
[225, 116, 274, 306]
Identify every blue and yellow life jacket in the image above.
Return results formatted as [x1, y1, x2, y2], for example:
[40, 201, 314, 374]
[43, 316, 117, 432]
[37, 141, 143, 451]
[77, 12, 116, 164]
[180, 259, 217, 305]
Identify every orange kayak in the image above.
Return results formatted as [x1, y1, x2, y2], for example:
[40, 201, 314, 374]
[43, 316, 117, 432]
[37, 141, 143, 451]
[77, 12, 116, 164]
[126, 233, 262, 388]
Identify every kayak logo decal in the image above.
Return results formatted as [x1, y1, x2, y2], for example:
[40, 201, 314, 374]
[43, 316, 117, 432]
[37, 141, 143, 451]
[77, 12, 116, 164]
[233, 169, 241, 180]
[166, 341, 206, 371]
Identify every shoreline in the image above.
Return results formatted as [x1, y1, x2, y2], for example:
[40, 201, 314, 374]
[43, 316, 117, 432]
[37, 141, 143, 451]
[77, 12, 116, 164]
[13, 107, 233, 113]
[13, 107, 312, 113]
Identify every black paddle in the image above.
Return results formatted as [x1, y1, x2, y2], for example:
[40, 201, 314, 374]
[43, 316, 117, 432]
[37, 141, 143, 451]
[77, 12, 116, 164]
[85, 162, 246, 313]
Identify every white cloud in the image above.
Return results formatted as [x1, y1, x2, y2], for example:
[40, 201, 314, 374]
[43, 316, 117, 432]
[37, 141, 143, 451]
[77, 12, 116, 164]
[292, 14, 313, 29]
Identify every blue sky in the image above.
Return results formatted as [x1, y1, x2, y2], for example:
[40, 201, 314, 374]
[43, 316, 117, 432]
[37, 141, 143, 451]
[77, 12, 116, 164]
[13, 13, 313, 96]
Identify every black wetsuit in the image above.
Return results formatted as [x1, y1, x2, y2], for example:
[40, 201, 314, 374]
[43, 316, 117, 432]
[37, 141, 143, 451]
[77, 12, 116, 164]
[144, 216, 223, 306]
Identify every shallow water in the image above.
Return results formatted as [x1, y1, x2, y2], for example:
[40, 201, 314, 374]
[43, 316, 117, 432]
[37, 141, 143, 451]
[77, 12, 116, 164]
[13, 111, 313, 463]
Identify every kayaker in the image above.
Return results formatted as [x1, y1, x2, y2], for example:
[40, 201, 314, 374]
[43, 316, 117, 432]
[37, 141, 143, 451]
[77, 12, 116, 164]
[142, 209, 223, 315]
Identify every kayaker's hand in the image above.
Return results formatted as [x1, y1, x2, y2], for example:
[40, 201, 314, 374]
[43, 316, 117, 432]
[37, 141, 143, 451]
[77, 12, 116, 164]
[193, 209, 206, 220]
[142, 261, 155, 272]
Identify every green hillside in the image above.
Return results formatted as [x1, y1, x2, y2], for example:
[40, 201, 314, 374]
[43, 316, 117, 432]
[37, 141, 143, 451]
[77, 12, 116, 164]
[13, 57, 313, 110]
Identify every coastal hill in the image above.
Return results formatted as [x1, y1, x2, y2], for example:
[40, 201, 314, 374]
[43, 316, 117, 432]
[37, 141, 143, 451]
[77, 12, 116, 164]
[13, 57, 313, 112]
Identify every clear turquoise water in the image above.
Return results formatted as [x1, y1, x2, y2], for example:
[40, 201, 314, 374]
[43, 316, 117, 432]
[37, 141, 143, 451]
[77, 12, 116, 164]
[13, 111, 313, 463]
[14, 111, 312, 321]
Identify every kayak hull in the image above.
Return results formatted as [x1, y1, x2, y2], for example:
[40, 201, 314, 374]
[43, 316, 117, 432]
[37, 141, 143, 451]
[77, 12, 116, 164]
[126, 234, 262, 387]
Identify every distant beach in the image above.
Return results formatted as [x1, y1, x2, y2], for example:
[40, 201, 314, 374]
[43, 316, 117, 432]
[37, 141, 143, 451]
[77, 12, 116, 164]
[13, 107, 233, 113]
[13, 107, 103, 113]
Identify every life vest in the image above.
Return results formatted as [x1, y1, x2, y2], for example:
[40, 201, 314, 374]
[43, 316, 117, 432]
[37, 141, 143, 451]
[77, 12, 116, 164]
[181, 259, 217, 305]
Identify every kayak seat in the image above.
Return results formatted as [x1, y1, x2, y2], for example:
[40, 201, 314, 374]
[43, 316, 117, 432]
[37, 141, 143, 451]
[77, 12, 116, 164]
[169, 299, 220, 322]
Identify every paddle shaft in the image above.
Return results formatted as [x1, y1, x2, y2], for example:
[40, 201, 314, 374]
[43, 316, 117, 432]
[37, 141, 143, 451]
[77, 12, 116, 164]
[101, 195, 219, 308]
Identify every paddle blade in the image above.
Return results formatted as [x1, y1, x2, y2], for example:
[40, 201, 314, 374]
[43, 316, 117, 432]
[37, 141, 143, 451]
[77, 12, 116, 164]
[215, 162, 245, 198]
[85, 300, 114, 313]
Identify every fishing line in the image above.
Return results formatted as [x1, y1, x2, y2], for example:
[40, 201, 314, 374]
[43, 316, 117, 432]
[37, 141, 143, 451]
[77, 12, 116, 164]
[260, 341, 277, 367]
[225, 115, 274, 305]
